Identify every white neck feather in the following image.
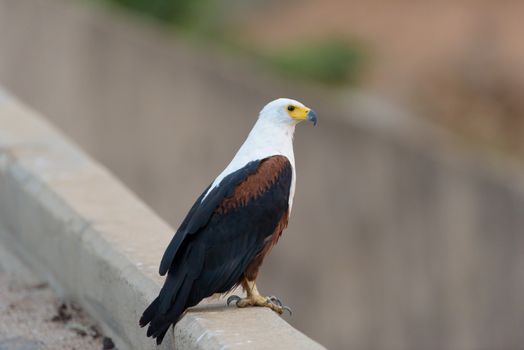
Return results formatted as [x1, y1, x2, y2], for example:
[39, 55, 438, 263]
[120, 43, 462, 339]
[233, 118, 296, 166]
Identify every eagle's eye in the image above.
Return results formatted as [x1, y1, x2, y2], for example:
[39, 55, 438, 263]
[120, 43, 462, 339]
[287, 105, 295, 111]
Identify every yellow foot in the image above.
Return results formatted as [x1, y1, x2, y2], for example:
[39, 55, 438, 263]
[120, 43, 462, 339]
[226, 294, 292, 315]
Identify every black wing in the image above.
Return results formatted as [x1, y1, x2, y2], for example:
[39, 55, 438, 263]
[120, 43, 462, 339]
[158, 159, 262, 276]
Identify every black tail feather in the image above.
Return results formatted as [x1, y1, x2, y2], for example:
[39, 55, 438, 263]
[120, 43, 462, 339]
[140, 273, 194, 344]
[139, 296, 159, 327]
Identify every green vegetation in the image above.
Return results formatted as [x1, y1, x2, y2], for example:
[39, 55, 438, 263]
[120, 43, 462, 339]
[106, 0, 207, 26]
[95, 0, 367, 86]
[264, 38, 366, 85]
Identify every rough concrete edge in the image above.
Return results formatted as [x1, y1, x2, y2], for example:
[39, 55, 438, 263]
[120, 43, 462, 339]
[0, 94, 171, 350]
[0, 87, 326, 350]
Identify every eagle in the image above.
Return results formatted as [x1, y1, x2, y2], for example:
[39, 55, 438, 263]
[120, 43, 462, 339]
[139, 98, 317, 344]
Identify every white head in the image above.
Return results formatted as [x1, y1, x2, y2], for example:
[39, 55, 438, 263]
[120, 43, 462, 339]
[204, 98, 316, 202]
[258, 98, 317, 127]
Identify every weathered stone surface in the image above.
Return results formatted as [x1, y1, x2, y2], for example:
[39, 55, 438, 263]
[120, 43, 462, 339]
[0, 242, 103, 350]
[0, 338, 45, 350]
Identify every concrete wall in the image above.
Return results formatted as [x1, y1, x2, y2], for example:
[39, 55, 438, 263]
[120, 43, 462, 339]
[0, 89, 324, 350]
[1, 1, 524, 349]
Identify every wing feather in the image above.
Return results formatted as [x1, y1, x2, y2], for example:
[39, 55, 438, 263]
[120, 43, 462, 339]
[159, 160, 262, 276]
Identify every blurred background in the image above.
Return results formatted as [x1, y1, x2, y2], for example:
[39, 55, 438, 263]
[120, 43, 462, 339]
[1, 0, 524, 349]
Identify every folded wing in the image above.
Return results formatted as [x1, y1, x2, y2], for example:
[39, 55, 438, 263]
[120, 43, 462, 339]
[140, 155, 292, 344]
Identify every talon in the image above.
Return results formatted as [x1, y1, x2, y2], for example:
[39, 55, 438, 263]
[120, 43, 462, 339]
[227, 295, 241, 306]
[267, 296, 282, 307]
[282, 306, 292, 316]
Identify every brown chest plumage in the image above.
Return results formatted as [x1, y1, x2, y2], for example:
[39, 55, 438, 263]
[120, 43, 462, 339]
[215, 155, 290, 214]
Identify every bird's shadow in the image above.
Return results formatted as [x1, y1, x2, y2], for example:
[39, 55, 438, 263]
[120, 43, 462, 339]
[186, 295, 245, 314]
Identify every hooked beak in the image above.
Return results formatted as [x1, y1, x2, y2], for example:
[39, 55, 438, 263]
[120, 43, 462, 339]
[307, 109, 318, 126]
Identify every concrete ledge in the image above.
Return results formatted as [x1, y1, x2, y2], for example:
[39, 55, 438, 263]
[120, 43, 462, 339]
[0, 88, 325, 350]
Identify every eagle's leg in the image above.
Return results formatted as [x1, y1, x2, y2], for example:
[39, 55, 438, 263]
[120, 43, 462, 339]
[227, 279, 291, 315]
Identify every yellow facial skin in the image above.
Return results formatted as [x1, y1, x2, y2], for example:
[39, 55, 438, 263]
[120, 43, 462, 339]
[286, 105, 312, 122]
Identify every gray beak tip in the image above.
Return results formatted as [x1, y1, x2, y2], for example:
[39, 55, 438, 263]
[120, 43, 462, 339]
[307, 110, 318, 126]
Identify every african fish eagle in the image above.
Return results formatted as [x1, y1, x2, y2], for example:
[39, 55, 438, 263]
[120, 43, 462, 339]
[139, 98, 317, 344]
